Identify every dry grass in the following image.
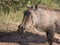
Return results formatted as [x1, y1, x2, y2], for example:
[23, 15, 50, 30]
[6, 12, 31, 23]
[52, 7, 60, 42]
[0, 8, 25, 32]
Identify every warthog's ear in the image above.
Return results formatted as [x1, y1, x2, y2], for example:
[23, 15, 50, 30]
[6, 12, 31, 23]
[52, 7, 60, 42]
[35, 5, 38, 10]
[30, 5, 38, 10]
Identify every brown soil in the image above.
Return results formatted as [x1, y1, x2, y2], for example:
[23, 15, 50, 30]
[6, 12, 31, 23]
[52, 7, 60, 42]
[0, 30, 60, 45]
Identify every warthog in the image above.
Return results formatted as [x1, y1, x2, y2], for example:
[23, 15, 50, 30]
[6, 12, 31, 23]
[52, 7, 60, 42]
[18, 5, 60, 45]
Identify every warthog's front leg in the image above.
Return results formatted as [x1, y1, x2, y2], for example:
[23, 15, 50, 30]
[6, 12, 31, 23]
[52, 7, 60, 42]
[17, 25, 24, 35]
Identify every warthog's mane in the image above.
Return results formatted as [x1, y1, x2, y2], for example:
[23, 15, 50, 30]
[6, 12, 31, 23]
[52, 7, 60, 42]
[38, 6, 60, 12]
[28, 5, 60, 12]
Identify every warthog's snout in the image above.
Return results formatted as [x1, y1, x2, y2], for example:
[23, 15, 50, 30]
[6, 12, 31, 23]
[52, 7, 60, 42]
[17, 25, 25, 35]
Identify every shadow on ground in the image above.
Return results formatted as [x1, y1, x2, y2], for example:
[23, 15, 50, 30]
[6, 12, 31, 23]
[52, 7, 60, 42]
[0, 31, 60, 45]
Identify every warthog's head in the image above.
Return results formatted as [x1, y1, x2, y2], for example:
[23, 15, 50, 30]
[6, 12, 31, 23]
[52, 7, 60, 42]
[17, 5, 38, 35]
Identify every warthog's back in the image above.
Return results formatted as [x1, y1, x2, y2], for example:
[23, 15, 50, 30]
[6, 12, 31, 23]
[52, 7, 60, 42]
[31, 7, 60, 33]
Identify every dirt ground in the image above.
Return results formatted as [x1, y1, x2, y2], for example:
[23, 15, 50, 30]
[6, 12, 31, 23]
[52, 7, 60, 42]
[0, 30, 60, 45]
[0, 23, 60, 45]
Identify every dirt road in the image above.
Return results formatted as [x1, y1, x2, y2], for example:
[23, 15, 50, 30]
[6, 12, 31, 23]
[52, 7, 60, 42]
[0, 31, 60, 45]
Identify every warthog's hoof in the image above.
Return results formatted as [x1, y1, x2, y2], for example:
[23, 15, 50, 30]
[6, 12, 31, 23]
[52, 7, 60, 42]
[17, 30, 23, 35]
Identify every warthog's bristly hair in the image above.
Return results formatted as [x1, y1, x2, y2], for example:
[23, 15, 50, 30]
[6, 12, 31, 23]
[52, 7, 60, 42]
[18, 5, 60, 45]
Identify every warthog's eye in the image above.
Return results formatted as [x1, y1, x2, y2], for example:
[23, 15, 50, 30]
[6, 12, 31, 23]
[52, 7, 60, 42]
[24, 10, 31, 17]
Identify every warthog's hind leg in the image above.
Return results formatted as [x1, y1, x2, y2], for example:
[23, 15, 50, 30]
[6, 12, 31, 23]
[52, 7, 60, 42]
[46, 30, 54, 45]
